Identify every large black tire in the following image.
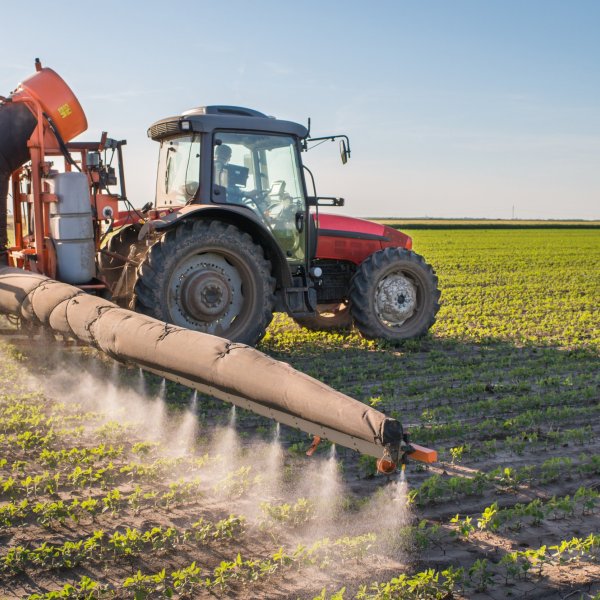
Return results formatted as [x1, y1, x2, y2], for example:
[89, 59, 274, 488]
[293, 302, 353, 331]
[349, 248, 440, 342]
[133, 220, 275, 346]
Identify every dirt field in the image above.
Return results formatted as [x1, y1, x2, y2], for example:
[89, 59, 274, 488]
[0, 226, 598, 599]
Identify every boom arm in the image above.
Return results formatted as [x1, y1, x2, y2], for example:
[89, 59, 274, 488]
[0, 268, 436, 471]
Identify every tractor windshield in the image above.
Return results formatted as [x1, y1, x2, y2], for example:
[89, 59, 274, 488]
[211, 132, 306, 262]
[155, 134, 201, 206]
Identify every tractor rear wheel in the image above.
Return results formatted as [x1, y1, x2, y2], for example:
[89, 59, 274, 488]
[293, 302, 353, 331]
[349, 248, 440, 342]
[133, 220, 275, 346]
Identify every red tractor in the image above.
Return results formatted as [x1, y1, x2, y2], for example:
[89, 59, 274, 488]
[1, 62, 440, 346]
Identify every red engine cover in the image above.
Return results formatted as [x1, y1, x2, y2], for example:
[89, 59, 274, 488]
[315, 213, 412, 265]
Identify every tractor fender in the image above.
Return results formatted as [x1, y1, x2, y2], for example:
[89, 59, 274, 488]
[141, 204, 293, 288]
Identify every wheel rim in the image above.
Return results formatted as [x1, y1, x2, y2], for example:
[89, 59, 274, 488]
[167, 252, 247, 334]
[374, 272, 418, 327]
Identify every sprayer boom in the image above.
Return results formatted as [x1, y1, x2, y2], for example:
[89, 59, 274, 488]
[142, 364, 434, 467]
[0, 268, 436, 473]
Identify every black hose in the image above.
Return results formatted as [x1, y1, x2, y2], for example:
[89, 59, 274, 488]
[42, 112, 81, 172]
[0, 102, 38, 172]
[0, 174, 8, 253]
[0, 102, 38, 252]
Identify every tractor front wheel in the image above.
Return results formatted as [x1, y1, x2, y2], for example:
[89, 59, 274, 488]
[134, 220, 275, 346]
[349, 248, 440, 342]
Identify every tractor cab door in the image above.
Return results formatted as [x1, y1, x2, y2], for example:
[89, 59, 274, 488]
[210, 132, 307, 265]
[155, 134, 201, 206]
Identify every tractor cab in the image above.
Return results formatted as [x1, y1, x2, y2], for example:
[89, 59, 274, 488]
[153, 123, 308, 264]
[150, 106, 310, 262]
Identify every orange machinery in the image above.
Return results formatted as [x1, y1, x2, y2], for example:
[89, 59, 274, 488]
[1, 59, 123, 285]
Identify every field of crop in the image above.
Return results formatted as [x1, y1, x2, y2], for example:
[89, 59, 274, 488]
[0, 225, 598, 599]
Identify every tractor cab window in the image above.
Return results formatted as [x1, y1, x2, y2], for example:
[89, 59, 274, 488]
[155, 134, 201, 206]
[212, 132, 306, 262]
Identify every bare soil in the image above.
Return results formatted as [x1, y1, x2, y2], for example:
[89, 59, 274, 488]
[0, 330, 598, 599]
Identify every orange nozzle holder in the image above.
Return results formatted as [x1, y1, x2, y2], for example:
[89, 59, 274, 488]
[376, 456, 397, 475]
[12, 64, 87, 142]
[408, 443, 437, 464]
[306, 436, 321, 457]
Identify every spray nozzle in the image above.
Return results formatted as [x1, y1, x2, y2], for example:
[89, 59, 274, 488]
[306, 435, 321, 457]
[376, 447, 397, 475]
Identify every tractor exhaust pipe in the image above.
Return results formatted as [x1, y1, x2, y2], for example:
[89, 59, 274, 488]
[0, 101, 38, 252]
[0, 268, 436, 469]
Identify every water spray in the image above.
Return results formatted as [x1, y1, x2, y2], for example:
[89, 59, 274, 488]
[158, 378, 166, 401]
[136, 368, 146, 397]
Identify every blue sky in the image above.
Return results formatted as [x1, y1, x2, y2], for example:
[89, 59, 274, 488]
[1, 1, 598, 219]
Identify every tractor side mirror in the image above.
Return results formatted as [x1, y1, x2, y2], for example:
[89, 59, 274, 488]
[340, 139, 350, 164]
[307, 196, 345, 207]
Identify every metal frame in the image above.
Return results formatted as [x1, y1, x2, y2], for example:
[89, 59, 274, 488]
[143, 365, 389, 460]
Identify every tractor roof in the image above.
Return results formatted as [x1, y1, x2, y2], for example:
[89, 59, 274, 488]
[148, 105, 308, 141]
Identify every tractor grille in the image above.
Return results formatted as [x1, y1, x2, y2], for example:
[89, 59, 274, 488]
[314, 260, 355, 303]
[148, 120, 181, 140]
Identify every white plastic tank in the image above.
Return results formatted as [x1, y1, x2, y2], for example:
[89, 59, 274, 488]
[47, 172, 95, 284]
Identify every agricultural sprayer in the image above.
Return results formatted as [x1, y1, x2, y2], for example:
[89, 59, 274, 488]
[0, 60, 438, 473]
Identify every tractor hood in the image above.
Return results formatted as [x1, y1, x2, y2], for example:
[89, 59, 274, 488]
[316, 214, 389, 238]
[314, 214, 412, 265]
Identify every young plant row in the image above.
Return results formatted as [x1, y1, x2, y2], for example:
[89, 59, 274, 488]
[409, 454, 600, 506]
[0, 429, 212, 487]
[384, 378, 597, 425]
[406, 488, 597, 558]
[0, 453, 213, 501]
[450, 487, 598, 539]
[441, 425, 594, 465]
[496, 534, 600, 584]
[315, 532, 600, 599]
[395, 384, 591, 424]
[0, 476, 206, 530]
[0, 401, 95, 437]
[259, 497, 316, 528]
[0, 457, 265, 529]
[3, 515, 245, 573]
[418, 383, 597, 423]
[37, 443, 124, 467]
[411, 402, 600, 445]
[25, 532, 376, 599]
[0, 426, 88, 455]
[0, 414, 172, 460]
